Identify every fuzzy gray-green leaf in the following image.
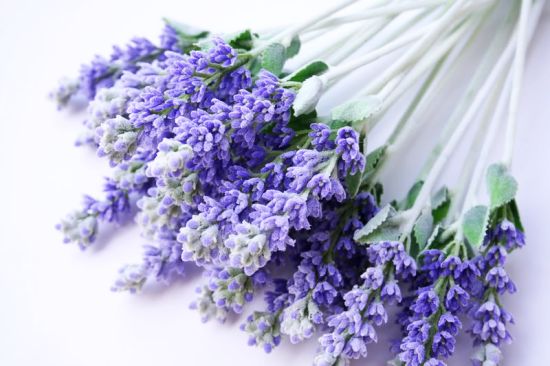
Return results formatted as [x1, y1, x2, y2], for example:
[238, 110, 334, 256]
[353, 204, 394, 243]
[400, 181, 424, 210]
[486, 163, 518, 210]
[331, 96, 382, 124]
[426, 224, 441, 249]
[346, 170, 363, 199]
[462, 205, 489, 248]
[229, 29, 255, 50]
[285, 36, 301, 59]
[414, 209, 434, 251]
[261, 43, 286, 76]
[288, 61, 329, 82]
[431, 186, 451, 223]
[362, 145, 387, 182]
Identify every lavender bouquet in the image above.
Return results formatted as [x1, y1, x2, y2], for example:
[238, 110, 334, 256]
[52, 0, 543, 365]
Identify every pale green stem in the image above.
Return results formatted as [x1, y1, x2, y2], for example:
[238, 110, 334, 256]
[456, 0, 545, 240]
[298, 20, 384, 70]
[399, 19, 520, 241]
[367, 56, 449, 186]
[376, 15, 479, 114]
[503, 0, 533, 167]
[418, 4, 515, 179]
[326, 17, 395, 66]
[367, 8, 486, 184]
[322, 18, 438, 88]
[254, 0, 362, 53]
[451, 70, 509, 225]
[307, 0, 445, 31]
[355, 0, 471, 96]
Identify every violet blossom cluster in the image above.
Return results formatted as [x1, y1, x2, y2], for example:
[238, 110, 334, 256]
[53, 20, 527, 366]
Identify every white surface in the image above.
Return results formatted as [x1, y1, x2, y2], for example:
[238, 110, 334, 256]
[1, 1, 549, 365]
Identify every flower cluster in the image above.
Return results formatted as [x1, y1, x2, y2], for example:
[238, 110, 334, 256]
[315, 241, 415, 365]
[392, 214, 524, 366]
[55, 24, 376, 329]
[53, 5, 533, 365]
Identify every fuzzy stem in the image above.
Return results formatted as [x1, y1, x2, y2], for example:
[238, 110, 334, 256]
[324, 19, 436, 87]
[503, 0, 532, 167]
[308, 0, 445, 31]
[326, 17, 394, 66]
[354, 0, 472, 96]
[367, 8, 486, 185]
[452, 71, 509, 223]
[376, 15, 478, 114]
[400, 20, 520, 240]
[366, 57, 448, 187]
[256, 0, 362, 53]
[299, 19, 387, 70]
[459, 0, 544, 212]
[417, 4, 515, 180]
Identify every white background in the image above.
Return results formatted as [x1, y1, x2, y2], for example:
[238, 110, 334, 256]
[1, 0, 549, 365]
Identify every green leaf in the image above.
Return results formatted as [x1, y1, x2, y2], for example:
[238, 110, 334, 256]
[414, 209, 434, 251]
[426, 224, 441, 249]
[288, 61, 329, 82]
[362, 145, 387, 182]
[287, 110, 317, 131]
[354, 205, 406, 244]
[331, 96, 383, 124]
[431, 187, 451, 224]
[285, 36, 301, 59]
[248, 57, 262, 76]
[508, 199, 524, 232]
[261, 43, 286, 76]
[354, 205, 394, 242]
[229, 29, 255, 50]
[400, 181, 424, 210]
[346, 171, 363, 199]
[462, 205, 489, 248]
[372, 182, 384, 205]
[486, 163, 518, 210]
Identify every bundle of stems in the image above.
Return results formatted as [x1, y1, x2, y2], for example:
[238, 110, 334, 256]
[52, 0, 544, 365]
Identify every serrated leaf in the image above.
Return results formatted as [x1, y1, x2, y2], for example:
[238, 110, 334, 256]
[229, 29, 255, 50]
[346, 171, 363, 199]
[400, 181, 424, 210]
[331, 96, 382, 123]
[353, 205, 395, 242]
[463, 205, 489, 248]
[432, 187, 449, 209]
[285, 36, 301, 59]
[362, 145, 387, 182]
[354, 205, 408, 244]
[426, 224, 441, 249]
[431, 187, 451, 224]
[288, 61, 329, 83]
[487, 163, 518, 210]
[261, 43, 286, 76]
[414, 209, 434, 251]
[508, 199, 524, 232]
[361, 223, 403, 243]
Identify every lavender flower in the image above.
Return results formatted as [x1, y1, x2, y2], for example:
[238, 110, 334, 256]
[241, 311, 282, 353]
[52, 16, 531, 366]
[315, 241, 414, 364]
